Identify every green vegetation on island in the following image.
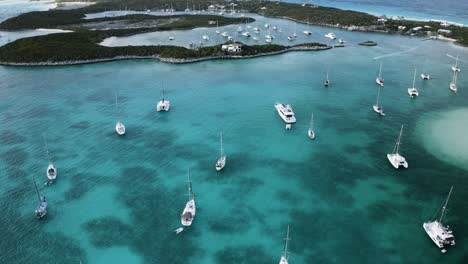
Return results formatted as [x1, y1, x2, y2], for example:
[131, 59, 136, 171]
[0, 0, 467, 66]
[0, 23, 327, 64]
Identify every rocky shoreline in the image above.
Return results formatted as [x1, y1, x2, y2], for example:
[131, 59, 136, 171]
[0, 46, 332, 67]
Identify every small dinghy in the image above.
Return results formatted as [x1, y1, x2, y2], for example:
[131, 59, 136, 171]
[175, 227, 184, 234]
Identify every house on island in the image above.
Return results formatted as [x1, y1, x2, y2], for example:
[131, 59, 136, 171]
[222, 43, 242, 53]
[437, 29, 452, 35]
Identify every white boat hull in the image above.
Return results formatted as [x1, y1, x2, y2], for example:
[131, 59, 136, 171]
[451, 66, 460, 72]
[376, 78, 384, 87]
[46, 164, 57, 180]
[421, 74, 430, 80]
[308, 129, 315, 139]
[373, 105, 385, 116]
[157, 100, 171, 111]
[115, 121, 126, 135]
[274, 103, 296, 124]
[387, 153, 408, 169]
[279, 256, 288, 264]
[181, 199, 196, 226]
[423, 221, 455, 249]
[408, 88, 419, 97]
[216, 156, 226, 171]
[450, 82, 457, 93]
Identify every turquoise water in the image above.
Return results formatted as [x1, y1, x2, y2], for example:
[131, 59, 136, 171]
[0, 0, 56, 22]
[2, 3, 468, 264]
[1, 27, 468, 263]
[100, 13, 366, 48]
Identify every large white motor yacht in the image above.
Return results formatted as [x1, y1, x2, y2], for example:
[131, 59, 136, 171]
[324, 32, 336, 39]
[274, 103, 296, 124]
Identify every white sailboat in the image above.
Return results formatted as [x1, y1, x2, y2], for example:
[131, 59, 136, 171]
[215, 20, 220, 34]
[43, 135, 57, 185]
[376, 62, 384, 86]
[156, 87, 171, 111]
[387, 125, 408, 169]
[421, 61, 430, 80]
[181, 170, 196, 226]
[221, 32, 229, 37]
[423, 186, 456, 252]
[202, 35, 209, 41]
[308, 113, 315, 139]
[115, 93, 126, 135]
[451, 55, 461, 72]
[373, 86, 385, 116]
[408, 68, 419, 97]
[215, 132, 226, 171]
[34, 176, 47, 219]
[279, 225, 291, 264]
[450, 71, 458, 93]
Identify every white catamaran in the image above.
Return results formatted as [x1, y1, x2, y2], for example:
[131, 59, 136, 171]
[376, 62, 384, 87]
[373, 86, 385, 116]
[407, 68, 419, 97]
[215, 132, 226, 171]
[156, 87, 171, 111]
[181, 170, 196, 226]
[423, 186, 455, 252]
[308, 113, 315, 139]
[387, 125, 408, 169]
[279, 225, 291, 264]
[115, 93, 126, 135]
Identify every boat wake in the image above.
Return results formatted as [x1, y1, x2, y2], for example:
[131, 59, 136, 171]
[373, 46, 419, 60]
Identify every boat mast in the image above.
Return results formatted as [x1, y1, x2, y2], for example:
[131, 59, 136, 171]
[309, 113, 314, 130]
[187, 169, 193, 201]
[220, 132, 224, 157]
[33, 176, 42, 203]
[439, 186, 453, 223]
[282, 225, 290, 259]
[43, 134, 51, 164]
[376, 86, 381, 106]
[394, 125, 404, 154]
[115, 92, 120, 120]
[412, 68, 417, 89]
[378, 62, 382, 79]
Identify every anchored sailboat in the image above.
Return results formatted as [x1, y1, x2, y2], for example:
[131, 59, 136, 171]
[215, 20, 220, 34]
[181, 170, 196, 226]
[279, 225, 291, 264]
[450, 71, 458, 93]
[115, 93, 126, 135]
[308, 113, 315, 139]
[408, 68, 419, 97]
[215, 132, 226, 171]
[376, 62, 384, 87]
[34, 176, 47, 219]
[451, 55, 461, 72]
[423, 186, 455, 252]
[324, 67, 330, 87]
[387, 125, 408, 169]
[156, 86, 171, 111]
[43, 135, 57, 185]
[373, 86, 385, 116]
